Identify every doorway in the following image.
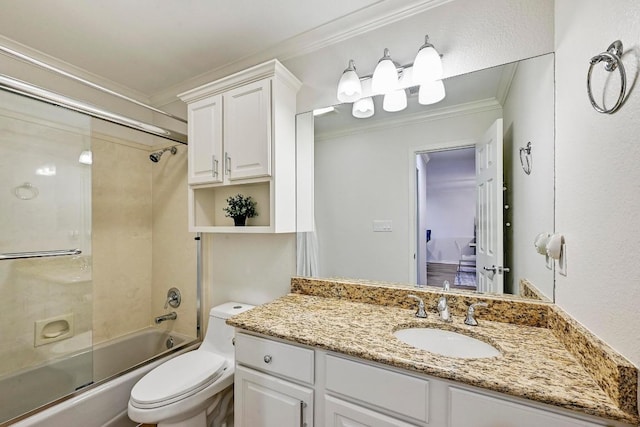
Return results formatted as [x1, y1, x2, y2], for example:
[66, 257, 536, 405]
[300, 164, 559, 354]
[416, 147, 477, 290]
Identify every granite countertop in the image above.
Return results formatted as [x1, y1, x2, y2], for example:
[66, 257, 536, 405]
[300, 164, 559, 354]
[228, 293, 639, 425]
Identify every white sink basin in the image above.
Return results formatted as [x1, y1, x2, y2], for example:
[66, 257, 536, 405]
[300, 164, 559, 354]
[393, 328, 500, 359]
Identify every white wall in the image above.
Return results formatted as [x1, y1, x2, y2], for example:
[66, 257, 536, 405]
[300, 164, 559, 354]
[555, 0, 640, 367]
[314, 109, 500, 283]
[502, 54, 555, 298]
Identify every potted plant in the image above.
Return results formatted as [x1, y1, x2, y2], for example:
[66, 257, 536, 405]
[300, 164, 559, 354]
[223, 194, 258, 226]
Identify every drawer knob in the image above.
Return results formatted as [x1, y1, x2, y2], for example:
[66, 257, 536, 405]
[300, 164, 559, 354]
[263, 355, 272, 364]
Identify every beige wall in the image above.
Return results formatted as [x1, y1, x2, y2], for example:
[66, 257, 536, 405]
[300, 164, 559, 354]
[93, 131, 196, 342]
[91, 133, 153, 343]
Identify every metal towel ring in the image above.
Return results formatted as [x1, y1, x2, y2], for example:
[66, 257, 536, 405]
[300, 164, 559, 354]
[519, 141, 532, 175]
[587, 40, 626, 114]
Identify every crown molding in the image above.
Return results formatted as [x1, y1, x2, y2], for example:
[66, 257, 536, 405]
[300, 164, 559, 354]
[0, 35, 152, 104]
[151, 0, 453, 107]
[315, 98, 502, 141]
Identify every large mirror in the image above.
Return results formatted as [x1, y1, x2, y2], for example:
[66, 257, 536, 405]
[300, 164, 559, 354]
[296, 53, 555, 301]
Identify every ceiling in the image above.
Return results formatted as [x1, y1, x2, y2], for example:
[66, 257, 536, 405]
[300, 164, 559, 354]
[0, 0, 435, 100]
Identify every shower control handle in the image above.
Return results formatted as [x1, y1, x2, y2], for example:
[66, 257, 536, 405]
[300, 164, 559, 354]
[164, 287, 181, 309]
[263, 355, 272, 364]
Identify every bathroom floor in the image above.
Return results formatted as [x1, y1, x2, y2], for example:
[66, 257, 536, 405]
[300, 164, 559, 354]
[426, 263, 477, 290]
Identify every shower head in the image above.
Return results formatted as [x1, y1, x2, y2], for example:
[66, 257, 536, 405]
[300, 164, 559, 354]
[150, 146, 177, 163]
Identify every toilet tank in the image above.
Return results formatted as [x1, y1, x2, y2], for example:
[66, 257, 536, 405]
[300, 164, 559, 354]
[199, 302, 254, 356]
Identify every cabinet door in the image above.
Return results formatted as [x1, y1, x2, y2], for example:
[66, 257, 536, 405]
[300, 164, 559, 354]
[224, 79, 271, 181]
[449, 388, 604, 427]
[235, 365, 313, 427]
[187, 95, 223, 184]
[325, 395, 418, 427]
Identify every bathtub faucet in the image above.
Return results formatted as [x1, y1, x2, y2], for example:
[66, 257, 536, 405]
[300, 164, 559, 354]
[155, 312, 177, 324]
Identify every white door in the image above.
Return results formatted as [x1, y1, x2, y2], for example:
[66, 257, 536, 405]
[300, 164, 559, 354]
[235, 365, 313, 427]
[476, 119, 504, 293]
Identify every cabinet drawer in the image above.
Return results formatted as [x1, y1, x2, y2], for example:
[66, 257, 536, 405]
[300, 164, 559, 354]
[325, 355, 429, 424]
[235, 333, 314, 384]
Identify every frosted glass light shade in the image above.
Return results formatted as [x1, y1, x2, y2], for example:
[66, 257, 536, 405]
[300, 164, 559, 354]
[371, 49, 398, 94]
[352, 97, 374, 118]
[337, 60, 362, 102]
[418, 80, 446, 105]
[412, 36, 443, 85]
[383, 89, 407, 112]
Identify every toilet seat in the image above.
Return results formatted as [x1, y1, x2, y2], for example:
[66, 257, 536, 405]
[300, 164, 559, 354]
[130, 351, 227, 409]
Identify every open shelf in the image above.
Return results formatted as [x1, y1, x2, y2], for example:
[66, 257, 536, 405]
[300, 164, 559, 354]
[189, 181, 273, 232]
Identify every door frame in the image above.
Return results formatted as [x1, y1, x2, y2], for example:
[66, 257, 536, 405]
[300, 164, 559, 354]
[407, 138, 477, 285]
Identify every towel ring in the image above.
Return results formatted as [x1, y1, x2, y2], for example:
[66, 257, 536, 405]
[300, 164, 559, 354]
[519, 141, 532, 175]
[587, 40, 626, 114]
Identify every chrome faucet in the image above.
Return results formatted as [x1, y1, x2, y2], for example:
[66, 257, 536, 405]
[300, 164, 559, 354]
[155, 312, 177, 324]
[437, 296, 452, 322]
[407, 294, 427, 318]
[464, 302, 488, 326]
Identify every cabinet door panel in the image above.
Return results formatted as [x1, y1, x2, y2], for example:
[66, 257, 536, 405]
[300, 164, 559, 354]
[224, 79, 271, 181]
[449, 387, 603, 427]
[235, 365, 313, 427]
[325, 395, 419, 427]
[188, 95, 223, 184]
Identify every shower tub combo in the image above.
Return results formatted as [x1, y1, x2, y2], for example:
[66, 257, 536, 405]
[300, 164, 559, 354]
[2, 328, 196, 426]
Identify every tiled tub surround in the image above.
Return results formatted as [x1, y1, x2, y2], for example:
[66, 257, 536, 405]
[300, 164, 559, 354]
[227, 277, 639, 425]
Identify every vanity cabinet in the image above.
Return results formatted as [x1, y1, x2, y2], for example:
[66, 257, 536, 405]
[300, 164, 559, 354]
[234, 333, 314, 427]
[234, 332, 629, 427]
[179, 59, 301, 233]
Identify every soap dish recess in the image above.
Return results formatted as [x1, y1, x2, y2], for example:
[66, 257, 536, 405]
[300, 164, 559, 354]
[34, 313, 74, 347]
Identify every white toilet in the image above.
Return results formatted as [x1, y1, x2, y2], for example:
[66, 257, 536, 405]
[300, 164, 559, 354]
[128, 302, 254, 427]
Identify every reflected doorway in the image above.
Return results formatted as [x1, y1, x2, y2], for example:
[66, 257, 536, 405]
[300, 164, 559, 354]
[416, 147, 477, 290]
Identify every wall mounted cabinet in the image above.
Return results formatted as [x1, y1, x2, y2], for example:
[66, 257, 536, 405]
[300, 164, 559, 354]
[179, 60, 301, 233]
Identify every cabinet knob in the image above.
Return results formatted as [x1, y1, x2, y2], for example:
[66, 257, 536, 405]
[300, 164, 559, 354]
[263, 355, 272, 364]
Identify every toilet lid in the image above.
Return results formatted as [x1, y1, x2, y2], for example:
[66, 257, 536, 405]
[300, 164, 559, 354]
[131, 351, 227, 407]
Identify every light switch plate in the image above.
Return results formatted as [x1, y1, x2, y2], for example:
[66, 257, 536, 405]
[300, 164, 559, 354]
[373, 220, 392, 232]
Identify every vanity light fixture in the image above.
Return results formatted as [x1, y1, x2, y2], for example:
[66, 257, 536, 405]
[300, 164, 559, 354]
[336, 60, 362, 102]
[418, 79, 446, 105]
[78, 150, 93, 165]
[383, 89, 408, 112]
[412, 35, 443, 85]
[371, 48, 399, 94]
[337, 36, 445, 118]
[352, 97, 374, 118]
[313, 106, 336, 116]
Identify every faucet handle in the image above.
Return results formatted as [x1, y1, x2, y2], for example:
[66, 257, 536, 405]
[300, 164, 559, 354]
[164, 287, 181, 309]
[407, 294, 427, 318]
[465, 302, 488, 326]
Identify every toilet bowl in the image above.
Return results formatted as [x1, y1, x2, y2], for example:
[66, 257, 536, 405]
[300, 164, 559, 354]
[128, 302, 254, 427]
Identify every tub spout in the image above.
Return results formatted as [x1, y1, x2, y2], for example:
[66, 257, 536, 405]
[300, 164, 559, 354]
[155, 312, 177, 324]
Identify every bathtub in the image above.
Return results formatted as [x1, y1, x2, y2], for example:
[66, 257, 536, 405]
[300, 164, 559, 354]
[1, 328, 198, 426]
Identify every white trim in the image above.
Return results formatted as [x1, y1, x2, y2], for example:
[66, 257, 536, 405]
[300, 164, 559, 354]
[0, 35, 152, 105]
[316, 98, 502, 141]
[496, 62, 518, 106]
[152, 0, 453, 106]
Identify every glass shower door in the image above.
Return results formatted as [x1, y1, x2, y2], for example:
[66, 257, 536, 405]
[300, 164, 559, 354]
[0, 90, 93, 422]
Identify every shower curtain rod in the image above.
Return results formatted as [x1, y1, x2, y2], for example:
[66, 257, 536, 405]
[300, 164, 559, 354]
[0, 44, 187, 124]
[0, 73, 188, 145]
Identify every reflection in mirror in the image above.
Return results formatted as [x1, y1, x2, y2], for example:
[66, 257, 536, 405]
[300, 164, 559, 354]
[297, 54, 555, 301]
